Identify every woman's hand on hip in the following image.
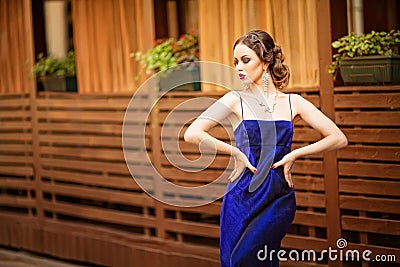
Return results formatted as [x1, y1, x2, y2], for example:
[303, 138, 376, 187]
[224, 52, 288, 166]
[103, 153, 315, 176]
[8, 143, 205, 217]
[272, 152, 296, 188]
[228, 147, 257, 183]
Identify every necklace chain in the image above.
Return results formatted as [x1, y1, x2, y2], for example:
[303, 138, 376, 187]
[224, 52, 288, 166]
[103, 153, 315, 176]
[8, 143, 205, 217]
[258, 89, 278, 113]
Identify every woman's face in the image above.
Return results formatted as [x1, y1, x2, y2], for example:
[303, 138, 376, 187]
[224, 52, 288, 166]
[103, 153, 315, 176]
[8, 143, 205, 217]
[233, 43, 265, 86]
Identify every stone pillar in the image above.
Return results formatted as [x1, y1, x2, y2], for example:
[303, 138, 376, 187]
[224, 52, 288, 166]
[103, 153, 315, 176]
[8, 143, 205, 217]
[44, 0, 68, 58]
[351, 0, 364, 35]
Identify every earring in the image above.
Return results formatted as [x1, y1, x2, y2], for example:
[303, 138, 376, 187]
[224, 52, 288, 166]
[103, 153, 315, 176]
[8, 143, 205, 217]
[262, 69, 269, 93]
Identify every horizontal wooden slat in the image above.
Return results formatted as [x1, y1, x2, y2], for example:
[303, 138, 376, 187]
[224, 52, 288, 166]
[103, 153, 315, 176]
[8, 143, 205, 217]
[292, 160, 323, 175]
[40, 158, 130, 175]
[335, 93, 400, 108]
[38, 122, 150, 137]
[0, 155, 33, 164]
[342, 215, 400, 235]
[160, 181, 226, 200]
[164, 219, 219, 238]
[342, 128, 400, 144]
[334, 85, 400, 92]
[39, 146, 125, 161]
[37, 110, 126, 122]
[339, 179, 400, 196]
[0, 196, 35, 207]
[282, 234, 327, 251]
[0, 166, 33, 176]
[0, 121, 31, 130]
[158, 111, 204, 124]
[161, 154, 230, 169]
[0, 133, 32, 141]
[0, 143, 32, 153]
[0, 110, 30, 118]
[36, 98, 131, 109]
[0, 179, 35, 189]
[162, 125, 231, 140]
[292, 127, 320, 142]
[160, 167, 227, 183]
[339, 162, 400, 179]
[38, 134, 122, 147]
[338, 145, 400, 161]
[157, 97, 218, 110]
[40, 169, 148, 191]
[340, 195, 400, 214]
[0, 98, 30, 107]
[160, 159, 325, 177]
[291, 144, 323, 159]
[291, 176, 325, 191]
[170, 202, 222, 215]
[42, 183, 155, 207]
[295, 192, 325, 208]
[336, 111, 400, 126]
[162, 140, 219, 154]
[42, 202, 156, 227]
[293, 210, 326, 227]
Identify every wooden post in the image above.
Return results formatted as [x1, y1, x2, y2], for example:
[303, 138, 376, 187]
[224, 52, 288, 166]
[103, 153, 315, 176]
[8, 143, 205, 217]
[316, 1, 342, 266]
[24, 0, 43, 225]
[150, 102, 166, 239]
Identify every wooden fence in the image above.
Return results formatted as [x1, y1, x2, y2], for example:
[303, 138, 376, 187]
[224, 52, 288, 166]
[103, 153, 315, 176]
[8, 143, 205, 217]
[0, 86, 399, 266]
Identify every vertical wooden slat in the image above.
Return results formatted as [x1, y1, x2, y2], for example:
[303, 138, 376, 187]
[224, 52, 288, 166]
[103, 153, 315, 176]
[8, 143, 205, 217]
[0, 0, 6, 93]
[3, 0, 13, 92]
[117, 0, 131, 91]
[316, 1, 341, 267]
[23, 0, 43, 228]
[10, 0, 21, 92]
[18, 0, 28, 93]
[151, 103, 166, 239]
[72, 0, 88, 93]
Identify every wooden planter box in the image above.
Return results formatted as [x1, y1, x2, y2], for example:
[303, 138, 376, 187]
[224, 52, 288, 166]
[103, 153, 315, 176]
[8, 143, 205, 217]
[159, 65, 201, 91]
[40, 75, 78, 92]
[340, 55, 400, 85]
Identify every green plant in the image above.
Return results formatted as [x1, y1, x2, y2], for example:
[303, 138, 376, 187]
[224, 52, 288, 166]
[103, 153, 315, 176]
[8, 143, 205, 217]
[133, 32, 199, 76]
[33, 50, 76, 77]
[328, 30, 400, 78]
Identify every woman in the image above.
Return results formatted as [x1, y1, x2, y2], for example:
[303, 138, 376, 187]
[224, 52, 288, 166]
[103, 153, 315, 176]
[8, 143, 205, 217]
[184, 30, 347, 266]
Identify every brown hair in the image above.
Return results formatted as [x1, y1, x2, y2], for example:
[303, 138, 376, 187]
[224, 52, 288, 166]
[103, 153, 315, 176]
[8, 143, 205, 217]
[233, 29, 290, 89]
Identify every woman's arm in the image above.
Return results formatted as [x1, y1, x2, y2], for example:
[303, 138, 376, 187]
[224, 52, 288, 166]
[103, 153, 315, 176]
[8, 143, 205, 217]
[184, 91, 257, 181]
[289, 94, 347, 157]
[273, 94, 348, 187]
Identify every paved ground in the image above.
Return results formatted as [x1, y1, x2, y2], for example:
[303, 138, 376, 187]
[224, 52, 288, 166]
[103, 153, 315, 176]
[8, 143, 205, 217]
[0, 248, 89, 267]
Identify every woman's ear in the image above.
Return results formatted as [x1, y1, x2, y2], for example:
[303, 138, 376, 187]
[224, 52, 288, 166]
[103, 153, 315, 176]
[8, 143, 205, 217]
[263, 63, 269, 71]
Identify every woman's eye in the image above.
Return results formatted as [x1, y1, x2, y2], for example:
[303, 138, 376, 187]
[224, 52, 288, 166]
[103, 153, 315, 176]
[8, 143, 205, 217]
[234, 59, 238, 65]
[243, 58, 250, 63]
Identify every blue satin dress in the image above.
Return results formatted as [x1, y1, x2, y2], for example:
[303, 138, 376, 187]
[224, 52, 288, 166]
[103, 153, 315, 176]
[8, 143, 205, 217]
[220, 93, 296, 267]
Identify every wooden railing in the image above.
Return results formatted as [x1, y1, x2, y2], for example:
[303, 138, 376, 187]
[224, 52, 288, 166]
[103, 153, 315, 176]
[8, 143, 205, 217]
[0, 87, 399, 266]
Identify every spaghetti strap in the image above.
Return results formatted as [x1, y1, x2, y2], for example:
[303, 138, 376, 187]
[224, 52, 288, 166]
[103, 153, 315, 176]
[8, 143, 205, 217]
[235, 91, 244, 120]
[289, 94, 293, 121]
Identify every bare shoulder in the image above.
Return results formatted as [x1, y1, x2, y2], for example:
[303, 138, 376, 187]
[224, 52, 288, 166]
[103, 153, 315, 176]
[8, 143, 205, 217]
[290, 93, 315, 107]
[217, 90, 241, 107]
[288, 93, 319, 118]
[289, 93, 307, 103]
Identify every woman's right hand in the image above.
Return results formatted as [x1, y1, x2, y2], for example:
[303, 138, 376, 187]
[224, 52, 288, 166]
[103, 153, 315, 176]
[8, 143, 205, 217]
[228, 147, 258, 183]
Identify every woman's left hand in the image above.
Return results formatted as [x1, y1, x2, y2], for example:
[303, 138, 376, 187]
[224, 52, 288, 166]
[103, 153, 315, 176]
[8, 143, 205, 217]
[272, 152, 296, 188]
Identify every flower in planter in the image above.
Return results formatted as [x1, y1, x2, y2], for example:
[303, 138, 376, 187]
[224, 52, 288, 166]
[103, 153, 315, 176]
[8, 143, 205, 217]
[133, 32, 200, 77]
[33, 50, 76, 77]
[32, 51, 77, 92]
[328, 30, 400, 79]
